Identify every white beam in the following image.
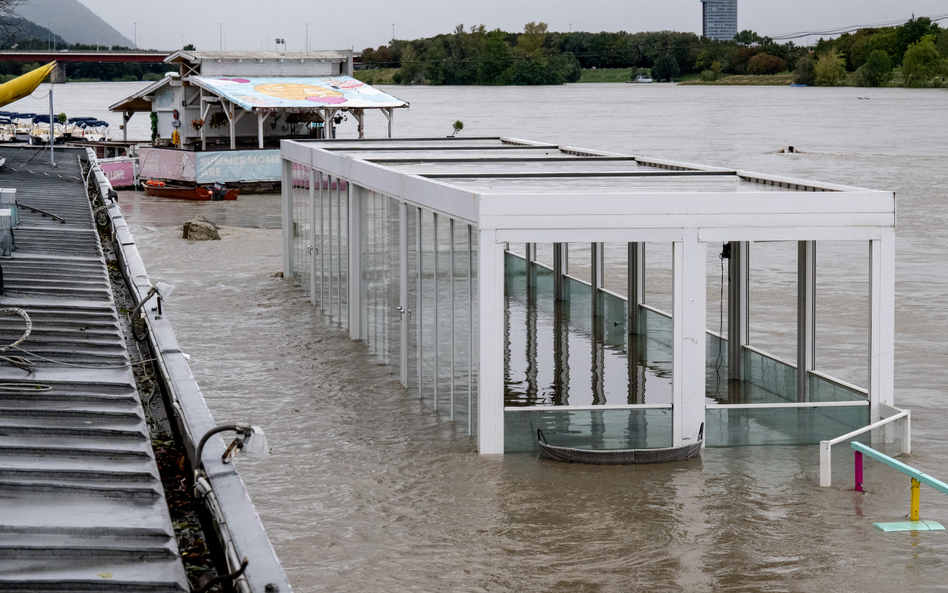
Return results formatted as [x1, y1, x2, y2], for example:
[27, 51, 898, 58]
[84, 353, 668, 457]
[869, 228, 896, 422]
[628, 242, 645, 335]
[727, 241, 749, 383]
[281, 158, 293, 278]
[348, 184, 362, 340]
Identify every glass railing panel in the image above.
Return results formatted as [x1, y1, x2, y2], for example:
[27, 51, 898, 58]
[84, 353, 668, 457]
[705, 404, 869, 447]
[505, 408, 673, 453]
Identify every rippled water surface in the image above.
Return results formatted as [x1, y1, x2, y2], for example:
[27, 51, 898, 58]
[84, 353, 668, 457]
[102, 83, 948, 591]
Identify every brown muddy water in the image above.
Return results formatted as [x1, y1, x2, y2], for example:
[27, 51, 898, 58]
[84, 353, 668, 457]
[116, 84, 948, 592]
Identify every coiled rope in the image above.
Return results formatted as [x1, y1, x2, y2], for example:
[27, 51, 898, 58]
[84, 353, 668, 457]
[0, 308, 34, 372]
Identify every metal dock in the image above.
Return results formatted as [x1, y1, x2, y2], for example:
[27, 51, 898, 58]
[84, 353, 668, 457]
[0, 147, 189, 591]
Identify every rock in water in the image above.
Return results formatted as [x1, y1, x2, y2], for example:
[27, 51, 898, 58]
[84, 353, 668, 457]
[182, 215, 220, 241]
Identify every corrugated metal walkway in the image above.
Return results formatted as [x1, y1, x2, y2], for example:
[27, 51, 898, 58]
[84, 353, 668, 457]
[0, 148, 188, 591]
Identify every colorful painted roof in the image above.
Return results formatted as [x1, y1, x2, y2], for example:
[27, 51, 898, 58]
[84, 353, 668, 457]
[190, 75, 408, 111]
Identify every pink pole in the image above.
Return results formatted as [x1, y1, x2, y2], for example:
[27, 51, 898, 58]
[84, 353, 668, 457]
[855, 451, 864, 492]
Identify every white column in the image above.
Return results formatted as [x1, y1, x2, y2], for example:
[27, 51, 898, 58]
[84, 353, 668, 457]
[591, 242, 604, 319]
[672, 230, 707, 447]
[628, 242, 645, 335]
[308, 167, 317, 305]
[399, 202, 409, 387]
[869, 228, 895, 422]
[553, 243, 569, 301]
[348, 184, 363, 339]
[727, 241, 749, 382]
[478, 231, 504, 454]
[797, 241, 816, 402]
[433, 214, 440, 411]
[257, 111, 266, 149]
[525, 243, 535, 289]
[281, 159, 293, 278]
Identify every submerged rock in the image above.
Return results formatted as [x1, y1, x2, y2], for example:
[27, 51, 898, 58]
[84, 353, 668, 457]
[182, 215, 220, 241]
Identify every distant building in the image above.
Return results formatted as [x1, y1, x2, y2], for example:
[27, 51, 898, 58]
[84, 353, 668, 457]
[701, 0, 738, 42]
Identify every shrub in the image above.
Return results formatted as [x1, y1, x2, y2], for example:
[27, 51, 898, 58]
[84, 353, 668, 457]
[815, 50, 845, 86]
[857, 49, 893, 87]
[652, 53, 680, 82]
[793, 54, 816, 85]
[902, 35, 942, 87]
[747, 53, 787, 75]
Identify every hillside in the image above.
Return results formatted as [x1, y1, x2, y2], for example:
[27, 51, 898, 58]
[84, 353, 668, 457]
[14, 0, 133, 48]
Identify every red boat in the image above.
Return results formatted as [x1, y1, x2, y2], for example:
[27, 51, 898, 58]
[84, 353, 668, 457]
[142, 180, 239, 201]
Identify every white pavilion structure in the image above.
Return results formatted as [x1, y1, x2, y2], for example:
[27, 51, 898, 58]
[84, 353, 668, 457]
[280, 137, 901, 466]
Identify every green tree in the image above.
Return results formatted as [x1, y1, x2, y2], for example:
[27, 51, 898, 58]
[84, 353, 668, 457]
[651, 53, 679, 81]
[477, 29, 511, 84]
[183, 43, 195, 51]
[814, 49, 845, 86]
[895, 17, 939, 64]
[793, 54, 816, 85]
[902, 35, 942, 87]
[517, 22, 547, 57]
[857, 49, 892, 87]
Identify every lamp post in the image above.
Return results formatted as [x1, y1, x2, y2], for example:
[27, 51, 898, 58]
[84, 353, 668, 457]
[133, 22, 137, 49]
[219, 23, 222, 50]
[305, 23, 308, 51]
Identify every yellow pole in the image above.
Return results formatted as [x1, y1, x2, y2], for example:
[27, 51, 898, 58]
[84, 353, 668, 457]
[911, 478, 920, 521]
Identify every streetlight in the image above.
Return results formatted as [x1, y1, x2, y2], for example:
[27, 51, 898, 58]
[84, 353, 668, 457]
[219, 23, 222, 50]
[133, 22, 137, 49]
[305, 23, 308, 51]
[392, 23, 395, 42]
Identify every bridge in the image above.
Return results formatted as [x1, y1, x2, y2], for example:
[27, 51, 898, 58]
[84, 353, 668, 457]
[0, 51, 170, 82]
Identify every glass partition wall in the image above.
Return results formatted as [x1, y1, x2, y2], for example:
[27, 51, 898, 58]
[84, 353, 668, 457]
[287, 167, 479, 436]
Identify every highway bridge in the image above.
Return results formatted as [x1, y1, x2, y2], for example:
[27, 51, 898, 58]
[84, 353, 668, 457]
[0, 51, 170, 82]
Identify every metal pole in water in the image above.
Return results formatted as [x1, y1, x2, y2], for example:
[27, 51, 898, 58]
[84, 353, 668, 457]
[911, 478, 921, 521]
[855, 451, 863, 492]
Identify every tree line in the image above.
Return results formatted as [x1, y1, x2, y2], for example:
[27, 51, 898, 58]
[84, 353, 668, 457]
[359, 18, 948, 87]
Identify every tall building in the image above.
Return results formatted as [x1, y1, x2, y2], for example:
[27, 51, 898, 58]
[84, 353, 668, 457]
[701, 0, 738, 42]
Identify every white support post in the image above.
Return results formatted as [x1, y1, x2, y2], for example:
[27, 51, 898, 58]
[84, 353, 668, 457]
[553, 243, 569, 301]
[727, 241, 749, 383]
[468, 225, 474, 436]
[628, 242, 645, 335]
[591, 242, 604, 319]
[450, 218, 456, 421]
[387, 108, 393, 138]
[308, 166, 317, 305]
[257, 111, 266, 149]
[348, 184, 362, 340]
[281, 159, 293, 278]
[433, 213, 439, 411]
[478, 231, 504, 454]
[869, 229, 896, 423]
[417, 208, 424, 399]
[319, 172, 325, 310]
[327, 175, 334, 316]
[672, 231, 707, 448]
[224, 100, 236, 150]
[797, 241, 816, 402]
[525, 243, 535, 289]
[123, 111, 131, 143]
[399, 202, 409, 387]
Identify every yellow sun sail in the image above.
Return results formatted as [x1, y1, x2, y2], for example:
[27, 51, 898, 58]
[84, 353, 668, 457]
[0, 62, 56, 109]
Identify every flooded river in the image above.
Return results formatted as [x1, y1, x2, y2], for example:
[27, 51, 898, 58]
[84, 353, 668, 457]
[34, 81, 948, 590]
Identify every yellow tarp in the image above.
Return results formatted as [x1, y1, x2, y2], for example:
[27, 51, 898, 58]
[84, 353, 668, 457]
[0, 62, 56, 109]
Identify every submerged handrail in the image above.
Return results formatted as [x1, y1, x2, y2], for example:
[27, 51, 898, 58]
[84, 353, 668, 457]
[852, 442, 948, 529]
[819, 406, 910, 487]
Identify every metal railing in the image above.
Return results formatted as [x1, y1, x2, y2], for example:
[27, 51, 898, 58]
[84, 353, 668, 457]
[819, 403, 910, 487]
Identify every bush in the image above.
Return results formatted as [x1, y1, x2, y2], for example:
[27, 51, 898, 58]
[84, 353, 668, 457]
[747, 53, 787, 75]
[857, 49, 893, 87]
[142, 72, 163, 81]
[700, 69, 717, 82]
[815, 50, 845, 86]
[115, 74, 139, 82]
[793, 54, 816, 85]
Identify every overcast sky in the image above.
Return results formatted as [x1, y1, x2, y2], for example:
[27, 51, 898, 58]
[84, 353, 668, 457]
[78, 0, 946, 52]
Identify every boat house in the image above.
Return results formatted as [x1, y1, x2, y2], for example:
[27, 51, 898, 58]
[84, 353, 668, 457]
[279, 137, 901, 465]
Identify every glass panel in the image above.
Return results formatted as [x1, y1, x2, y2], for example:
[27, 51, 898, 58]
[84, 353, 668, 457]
[505, 409, 673, 453]
[407, 205, 419, 396]
[809, 374, 867, 402]
[290, 163, 310, 298]
[705, 405, 869, 447]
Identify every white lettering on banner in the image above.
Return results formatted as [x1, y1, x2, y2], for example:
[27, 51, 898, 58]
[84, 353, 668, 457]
[195, 150, 281, 183]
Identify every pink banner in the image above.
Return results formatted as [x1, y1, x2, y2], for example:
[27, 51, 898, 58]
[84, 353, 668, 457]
[100, 160, 135, 188]
[138, 148, 196, 183]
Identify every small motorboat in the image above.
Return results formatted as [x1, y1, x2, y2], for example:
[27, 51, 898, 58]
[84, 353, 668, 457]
[537, 424, 703, 465]
[143, 179, 239, 201]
